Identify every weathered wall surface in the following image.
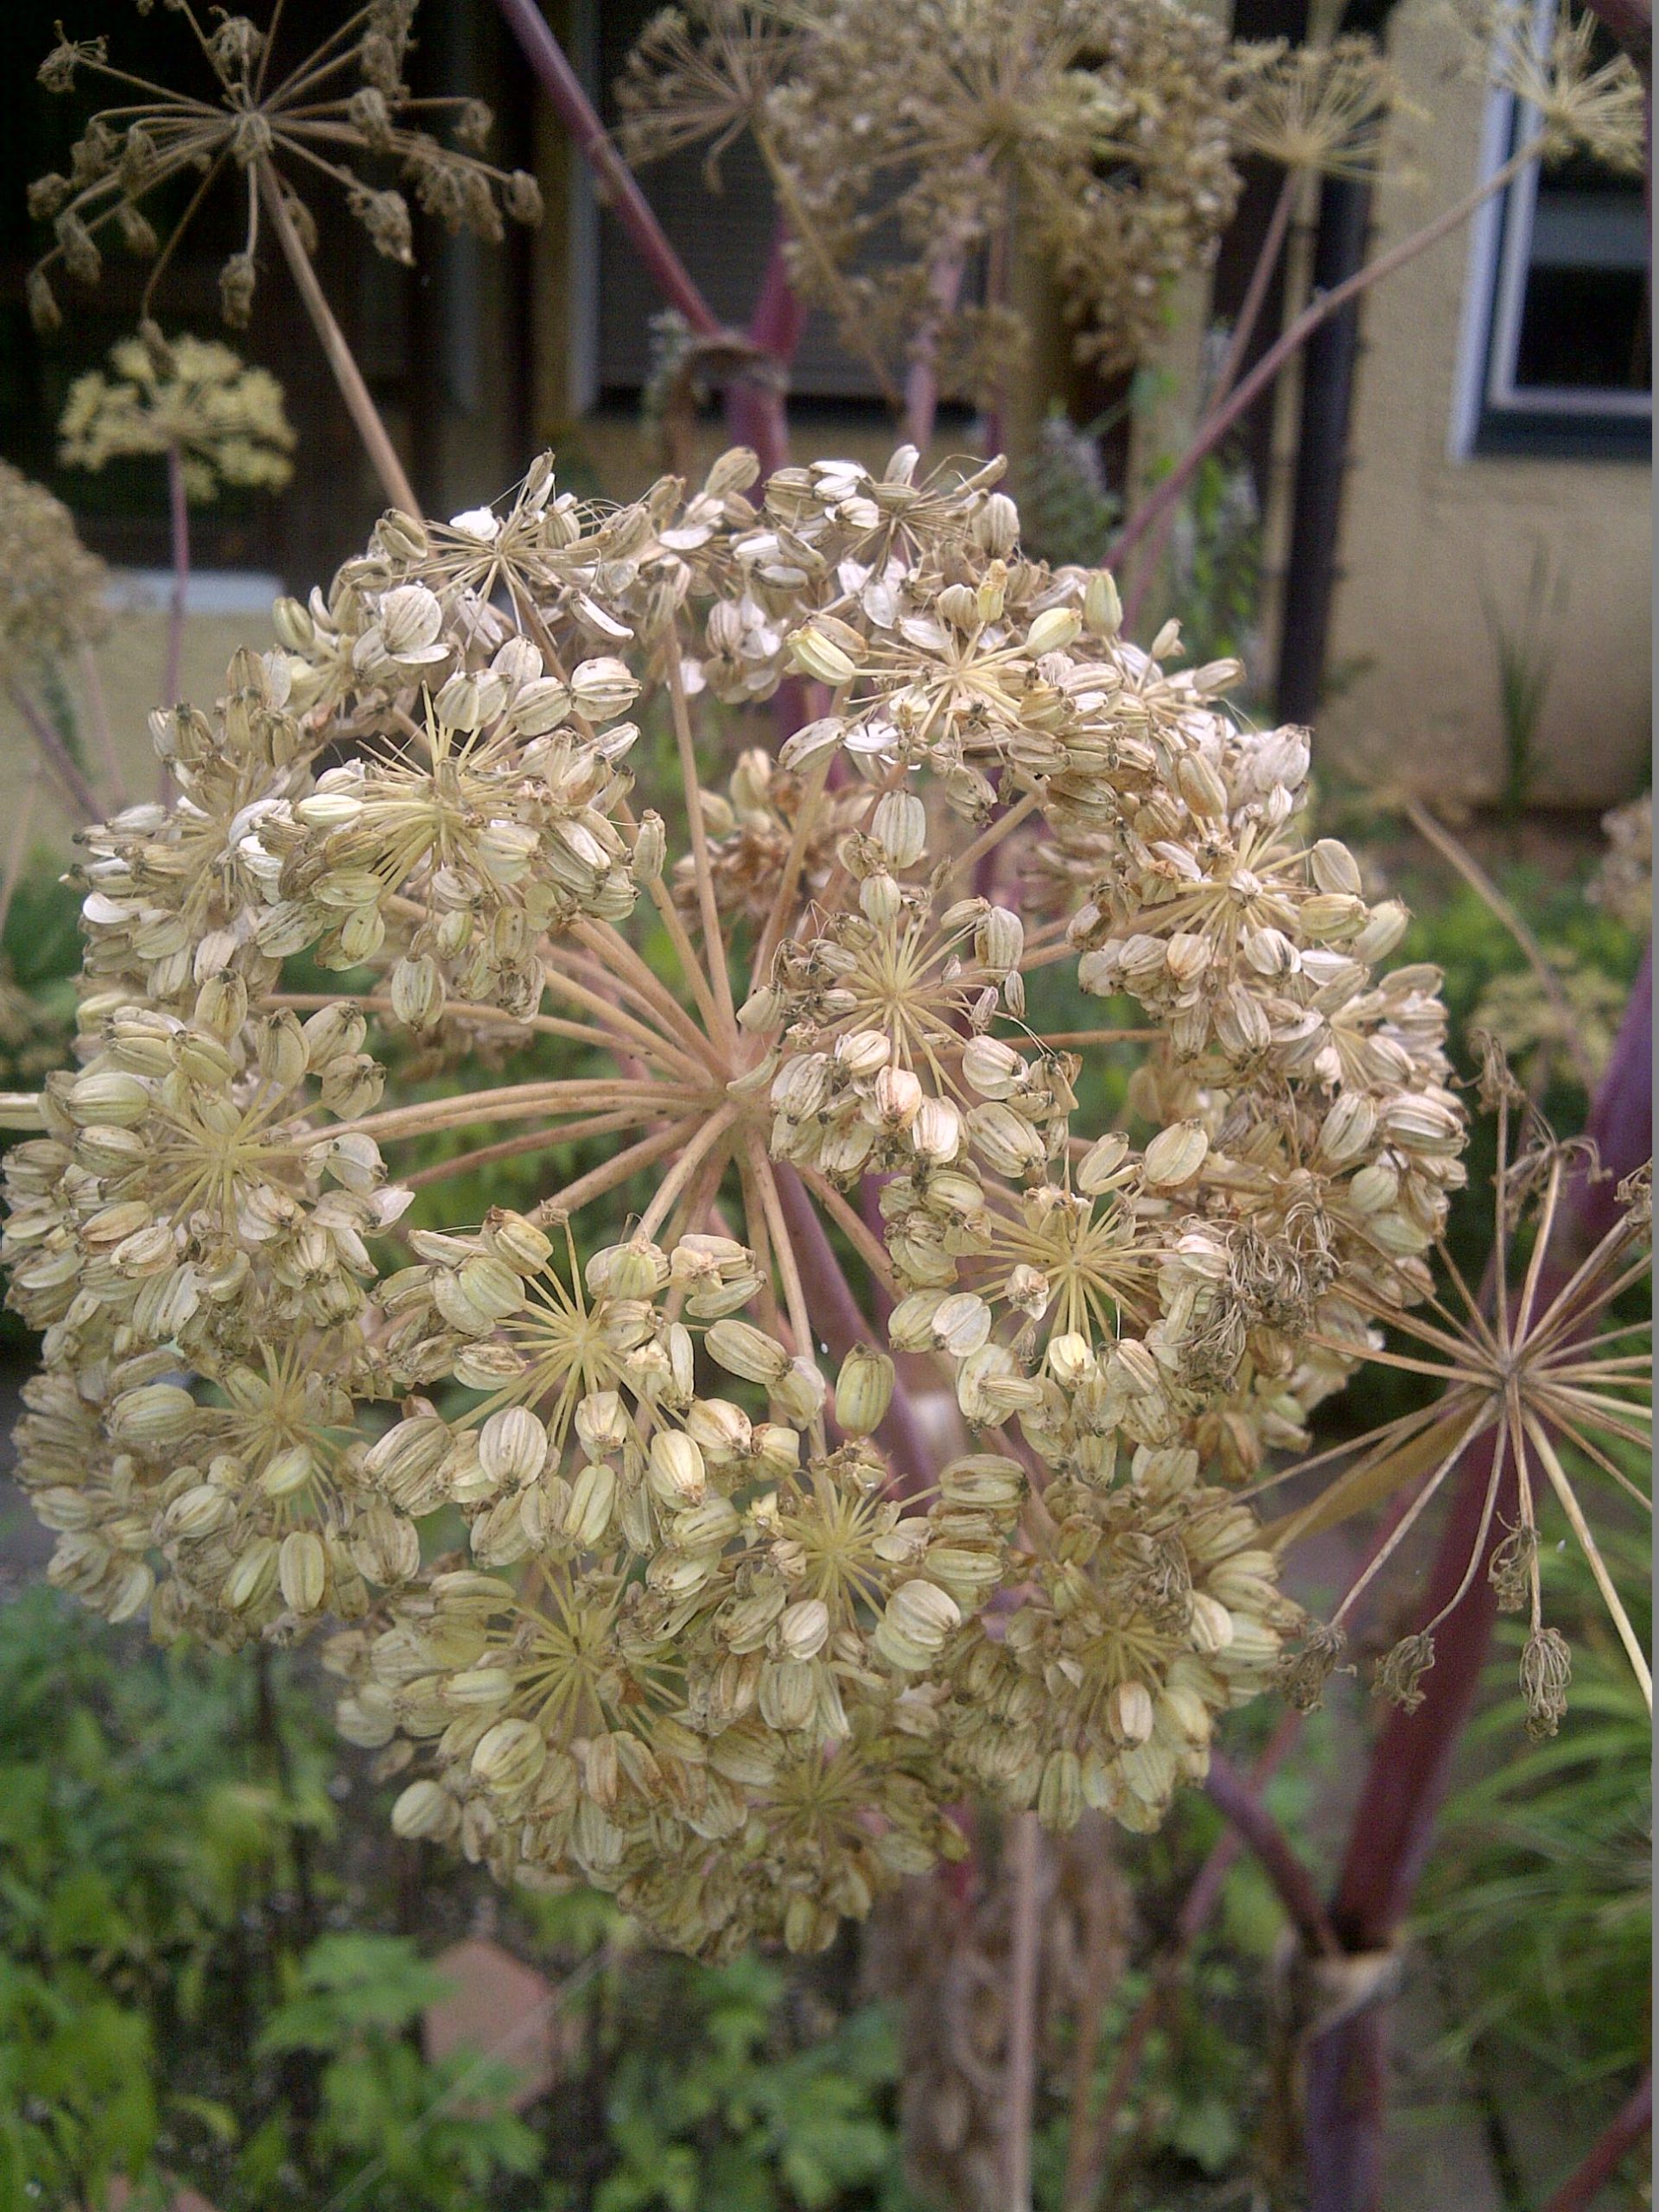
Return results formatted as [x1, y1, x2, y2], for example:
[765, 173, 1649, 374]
[1319, 0, 1650, 809]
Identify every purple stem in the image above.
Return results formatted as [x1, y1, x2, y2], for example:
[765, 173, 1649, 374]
[770, 1159, 944, 1488]
[492, 0, 721, 337]
[163, 442, 188, 713]
[904, 244, 968, 453]
[1302, 951, 1655, 2212]
[1541, 2069, 1652, 2212]
[1204, 1751, 1340, 1957]
[727, 218, 801, 485]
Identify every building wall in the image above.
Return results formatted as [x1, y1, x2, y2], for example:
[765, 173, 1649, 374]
[1319, 0, 1650, 809]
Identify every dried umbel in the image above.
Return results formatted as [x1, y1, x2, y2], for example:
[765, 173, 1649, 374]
[1272, 1066, 1651, 1732]
[620, 0, 1242, 398]
[1229, 35, 1402, 183]
[29, 3, 542, 333]
[0, 461, 109, 681]
[59, 334, 297, 503]
[3, 444, 1473, 1955]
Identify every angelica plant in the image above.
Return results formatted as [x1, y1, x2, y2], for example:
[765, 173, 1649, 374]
[0, 436, 1500, 1958]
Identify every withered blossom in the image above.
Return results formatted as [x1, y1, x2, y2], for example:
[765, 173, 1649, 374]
[8, 441, 1618, 1960]
[60, 333, 297, 502]
[28, 2, 542, 334]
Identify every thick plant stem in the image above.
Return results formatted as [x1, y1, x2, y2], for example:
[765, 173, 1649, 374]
[1541, 2069, 1652, 2211]
[1063, 1710, 1306, 2210]
[492, 0, 721, 337]
[904, 243, 969, 452]
[1001, 1810, 1042, 2212]
[1204, 1752, 1339, 1957]
[163, 442, 189, 711]
[728, 219, 801, 484]
[257, 162, 419, 517]
[1111, 140, 1540, 574]
[6, 680, 99, 824]
[1301, 952, 1654, 2212]
[1121, 167, 1297, 632]
[769, 1160, 943, 1486]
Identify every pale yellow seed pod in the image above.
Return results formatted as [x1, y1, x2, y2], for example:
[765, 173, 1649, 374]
[1188, 1592, 1236, 1655]
[564, 1460, 617, 1548]
[260, 1444, 314, 1499]
[707, 1319, 790, 1385]
[778, 1597, 831, 1662]
[872, 1065, 922, 1128]
[835, 1345, 894, 1437]
[1176, 752, 1230, 818]
[472, 1716, 546, 1791]
[648, 1430, 706, 1505]
[391, 1779, 460, 1841]
[224, 1537, 279, 1615]
[1310, 838, 1363, 896]
[871, 789, 927, 869]
[479, 1407, 548, 1488]
[1077, 1131, 1131, 1193]
[1318, 1090, 1379, 1166]
[1143, 1119, 1210, 1188]
[912, 1096, 963, 1163]
[835, 1028, 891, 1077]
[111, 1381, 196, 1449]
[875, 1579, 960, 1672]
[1039, 1748, 1084, 1832]
[1110, 1680, 1155, 1745]
[789, 624, 858, 685]
[1084, 569, 1122, 637]
[632, 810, 666, 882]
[961, 1034, 1023, 1099]
[1025, 606, 1080, 657]
[278, 1530, 327, 1614]
[931, 1292, 992, 1357]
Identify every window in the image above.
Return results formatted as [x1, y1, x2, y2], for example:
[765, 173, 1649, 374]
[1452, 0, 1649, 460]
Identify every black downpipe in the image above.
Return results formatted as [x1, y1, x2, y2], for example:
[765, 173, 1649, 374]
[1273, 170, 1375, 725]
[1274, 0, 1402, 727]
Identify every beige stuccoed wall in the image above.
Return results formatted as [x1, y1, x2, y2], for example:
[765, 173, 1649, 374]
[1319, 0, 1650, 809]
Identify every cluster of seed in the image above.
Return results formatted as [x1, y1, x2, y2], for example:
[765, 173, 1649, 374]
[29, 3, 541, 333]
[323, 1212, 1017, 1953]
[620, 0, 1242, 398]
[3, 445, 1465, 1953]
[0, 461, 109, 683]
[59, 332, 297, 503]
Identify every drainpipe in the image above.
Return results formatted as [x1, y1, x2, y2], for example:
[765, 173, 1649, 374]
[1273, 169, 1373, 721]
[1274, 0, 1402, 725]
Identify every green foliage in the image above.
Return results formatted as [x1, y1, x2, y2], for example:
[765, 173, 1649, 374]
[586, 1951, 911, 2212]
[1168, 452, 1259, 672]
[1420, 1525, 1651, 2094]
[0, 1591, 539, 2209]
[0, 1586, 917, 2209]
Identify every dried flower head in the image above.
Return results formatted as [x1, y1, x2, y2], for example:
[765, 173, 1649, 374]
[620, 0, 1242, 401]
[3, 443, 1479, 1954]
[1270, 1072, 1651, 1732]
[1477, 0, 1647, 170]
[59, 333, 297, 503]
[0, 461, 109, 681]
[29, 3, 542, 332]
[1230, 35, 1402, 181]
